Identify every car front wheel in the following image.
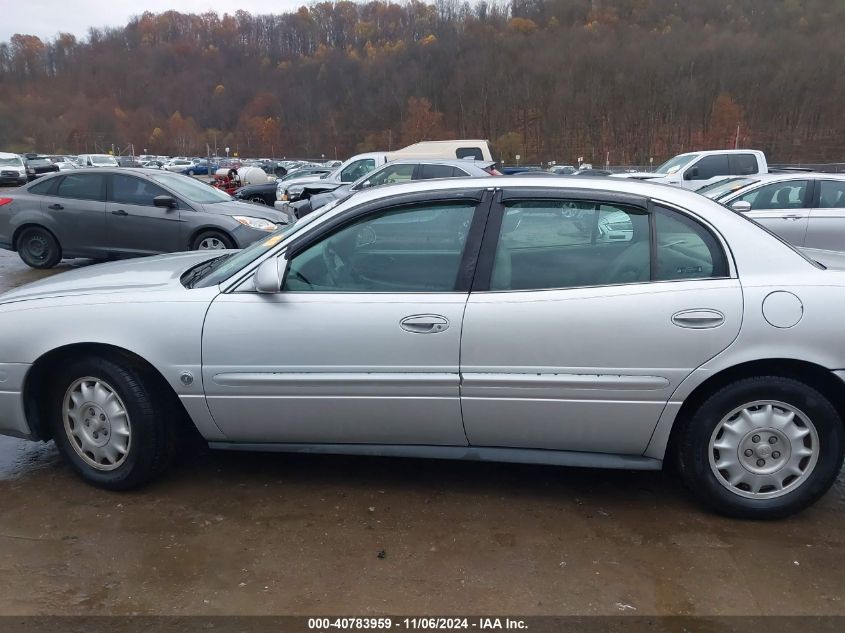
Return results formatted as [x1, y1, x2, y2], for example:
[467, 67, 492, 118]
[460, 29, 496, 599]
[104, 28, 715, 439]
[677, 376, 845, 519]
[49, 356, 178, 489]
[191, 230, 234, 251]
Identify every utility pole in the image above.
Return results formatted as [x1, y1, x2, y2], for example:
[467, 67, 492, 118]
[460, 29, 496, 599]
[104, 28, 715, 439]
[734, 123, 741, 149]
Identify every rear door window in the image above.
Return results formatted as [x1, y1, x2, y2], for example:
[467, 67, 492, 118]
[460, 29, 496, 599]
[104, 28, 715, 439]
[419, 164, 459, 179]
[818, 181, 845, 208]
[55, 174, 105, 201]
[729, 154, 759, 176]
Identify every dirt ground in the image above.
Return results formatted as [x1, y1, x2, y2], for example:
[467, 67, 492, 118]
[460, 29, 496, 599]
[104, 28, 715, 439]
[0, 248, 843, 617]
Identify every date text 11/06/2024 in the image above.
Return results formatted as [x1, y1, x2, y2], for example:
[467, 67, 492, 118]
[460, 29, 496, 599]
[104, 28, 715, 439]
[308, 618, 528, 630]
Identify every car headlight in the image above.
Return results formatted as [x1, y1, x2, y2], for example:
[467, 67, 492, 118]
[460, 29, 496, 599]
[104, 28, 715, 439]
[233, 216, 276, 231]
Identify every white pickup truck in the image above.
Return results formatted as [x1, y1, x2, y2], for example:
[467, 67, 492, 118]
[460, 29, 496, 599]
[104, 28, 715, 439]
[611, 149, 768, 190]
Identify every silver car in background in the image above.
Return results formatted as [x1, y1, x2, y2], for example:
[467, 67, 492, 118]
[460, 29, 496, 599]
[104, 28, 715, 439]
[701, 173, 845, 251]
[0, 177, 843, 519]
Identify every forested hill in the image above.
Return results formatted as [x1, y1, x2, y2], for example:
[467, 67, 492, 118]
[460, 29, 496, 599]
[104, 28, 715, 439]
[1, 0, 843, 164]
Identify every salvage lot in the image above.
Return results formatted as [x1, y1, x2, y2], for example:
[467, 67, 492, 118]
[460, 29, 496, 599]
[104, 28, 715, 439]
[0, 249, 843, 616]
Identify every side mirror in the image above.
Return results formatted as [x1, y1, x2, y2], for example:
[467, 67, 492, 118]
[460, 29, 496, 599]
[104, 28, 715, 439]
[731, 200, 752, 212]
[153, 195, 177, 209]
[253, 255, 289, 293]
[360, 180, 372, 189]
[684, 167, 699, 181]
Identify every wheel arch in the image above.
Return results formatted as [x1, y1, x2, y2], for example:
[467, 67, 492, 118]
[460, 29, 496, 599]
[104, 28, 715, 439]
[23, 342, 197, 442]
[186, 226, 235, 250]
[661, 358, 845, 460]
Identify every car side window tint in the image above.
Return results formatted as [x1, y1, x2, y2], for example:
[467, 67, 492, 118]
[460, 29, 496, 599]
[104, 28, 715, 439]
[55, 174, 105, 201]
[340, 159, 376, 182]
[736, 181, 808, 210]
[284, 202, 476, 292]
[419, 164, 457, 180]
[489, 200, 649, 291]
[818, 181, 845, 208]
[690, 155, 730, 180]
[365, 164, 415, 187]
[111, 174, 170, 206]
[28, 178, 56, 195]
[653, 205, 727, 280]
[730, 154, 758, 176]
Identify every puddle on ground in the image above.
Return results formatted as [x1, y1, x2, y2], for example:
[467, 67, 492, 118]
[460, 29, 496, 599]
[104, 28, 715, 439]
[0, 436, 60, 480]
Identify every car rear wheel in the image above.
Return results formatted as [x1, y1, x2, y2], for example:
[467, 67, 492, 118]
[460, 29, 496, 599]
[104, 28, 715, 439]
[191, 230, 234, 251]
[17, 226, 62, 268]
[49, 356, 178, 489]
[676, 376, 845, 519]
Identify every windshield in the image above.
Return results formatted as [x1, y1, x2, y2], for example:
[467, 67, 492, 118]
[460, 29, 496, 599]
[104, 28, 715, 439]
[92, 155, 118, 165]
[192, 200, 342, 288]
[697, 177, 758, 200]
[150, 172, 234, 203]
[654, 153, 698, 175]
[0, 157, 23, 167]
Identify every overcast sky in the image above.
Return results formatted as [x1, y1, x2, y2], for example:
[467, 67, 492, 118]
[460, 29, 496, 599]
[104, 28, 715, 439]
[0, 0, 307, 42]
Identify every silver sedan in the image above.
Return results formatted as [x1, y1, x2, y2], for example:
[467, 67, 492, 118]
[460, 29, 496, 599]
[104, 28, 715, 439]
[0, 177, 843, 519]
[701, 173, 845, 251]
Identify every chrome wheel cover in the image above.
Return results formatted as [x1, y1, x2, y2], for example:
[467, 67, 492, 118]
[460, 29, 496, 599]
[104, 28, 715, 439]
[63, 377, 131, 471]
[198, 236, 226, 250]
[709, 400, 819, 499]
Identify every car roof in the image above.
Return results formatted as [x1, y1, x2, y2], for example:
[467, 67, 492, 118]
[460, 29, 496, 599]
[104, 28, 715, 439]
[384, 158, 495, 168]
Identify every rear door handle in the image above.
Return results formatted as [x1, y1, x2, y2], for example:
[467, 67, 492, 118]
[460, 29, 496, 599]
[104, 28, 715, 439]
[111, 209, 128, 216]
[400, 314, 449, 334]
[47, 203, 63, 210]
[671, 309, 725, 329]
[782, 214, 802, 220]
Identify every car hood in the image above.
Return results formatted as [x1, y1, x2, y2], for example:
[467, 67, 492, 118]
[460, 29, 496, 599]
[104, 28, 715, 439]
[0, 251, 227, 304]
[197, 200, 288, 222]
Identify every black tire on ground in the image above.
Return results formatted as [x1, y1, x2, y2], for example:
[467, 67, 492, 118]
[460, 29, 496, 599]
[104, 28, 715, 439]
[249, 196, 267, 205]
[190, 230, 235, 251]
[676, 375, 845, 519]
[48, 355, 179, 490]
[187, 169, 196, 176]
[17, 226, 62, 269]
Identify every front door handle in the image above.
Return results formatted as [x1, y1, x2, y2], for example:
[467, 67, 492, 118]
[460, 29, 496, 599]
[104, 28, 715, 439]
[672, 309, 725, 329]
[48, 203, 64, 210]
[400, 314, 449, 334]
[111, 209, 129, 216]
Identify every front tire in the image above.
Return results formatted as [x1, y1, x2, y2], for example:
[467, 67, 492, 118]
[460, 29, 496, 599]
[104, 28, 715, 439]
[49, 356, 178, 490]
[677, 376, 845, 519]
[249, 196, 267, 205]
[17, 226, 62, 268]
[191, 230, 234, 251]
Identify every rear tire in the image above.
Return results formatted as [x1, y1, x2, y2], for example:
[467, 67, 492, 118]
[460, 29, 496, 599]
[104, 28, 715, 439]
[676, 376, 845, 519]
[17, 226, 62, 268]
[191, 230, 234, 251]
[49, 355, 178, 490]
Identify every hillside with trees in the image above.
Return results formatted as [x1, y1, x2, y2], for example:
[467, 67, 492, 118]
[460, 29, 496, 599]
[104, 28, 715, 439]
[1, 0, 843, 164]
